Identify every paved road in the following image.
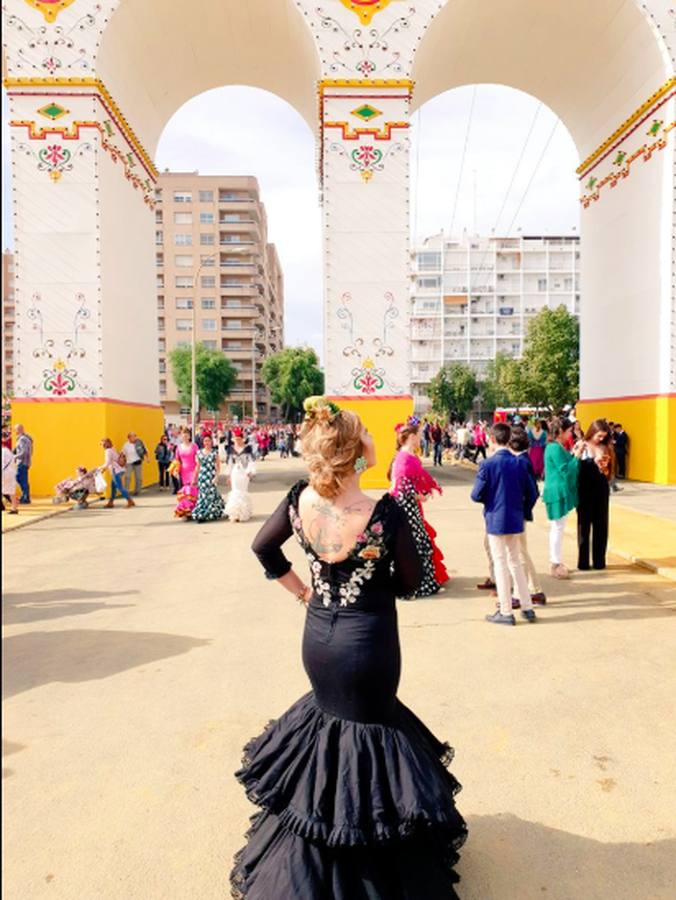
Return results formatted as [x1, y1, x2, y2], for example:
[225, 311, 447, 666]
[3, 458, 676, 899]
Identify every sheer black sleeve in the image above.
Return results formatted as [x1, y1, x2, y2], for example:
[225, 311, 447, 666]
[389, 499, 423, 598]
[251, 481, 306, 580]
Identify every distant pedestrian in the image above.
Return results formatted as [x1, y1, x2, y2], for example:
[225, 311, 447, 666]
[2, 444, 19, 514]
[99, 438, 135, 509]
[471, 423, 539, 625]
[542, 417, 584, 579]
[13, 424, 33, 504]
[122, 432, 147, 496]
[577, 419, 613, 571]
[431, 422, 443, 467]
[155, 435, 173, 490]
[473, 422, 488, 463]
[527, 419, 548, 480]
[613, 423, 629, 480]
[509, 427, 546, 607]
[175, 426, 199, 487]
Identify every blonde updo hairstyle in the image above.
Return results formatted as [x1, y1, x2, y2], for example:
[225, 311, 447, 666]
[300, 397, 364, 499]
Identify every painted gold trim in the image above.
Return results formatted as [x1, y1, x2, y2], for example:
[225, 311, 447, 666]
[577, 77, 676, 175]
[319, 78, 414, 91]
[323, 120, 409, 140]
[4, 76, 158, 178]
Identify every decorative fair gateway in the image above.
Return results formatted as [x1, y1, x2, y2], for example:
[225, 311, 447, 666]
[3, 0, 675, 490]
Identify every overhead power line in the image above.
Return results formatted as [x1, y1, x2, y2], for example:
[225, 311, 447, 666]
[448, 85, 477, 238]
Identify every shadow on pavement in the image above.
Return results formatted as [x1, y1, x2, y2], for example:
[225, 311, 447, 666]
[460, 813, 675, 900]
[2, 589, 138, 626]
[2, 629, 210, 700]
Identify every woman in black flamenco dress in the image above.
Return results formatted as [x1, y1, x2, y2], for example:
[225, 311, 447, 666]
[231, 399, 467, 899]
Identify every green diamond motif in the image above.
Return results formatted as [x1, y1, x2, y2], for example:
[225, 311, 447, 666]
[38, 102, 69, 121]
[351, 104, 382, 122]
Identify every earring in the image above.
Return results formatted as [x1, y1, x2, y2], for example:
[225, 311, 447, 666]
[354, 456, 368, 474]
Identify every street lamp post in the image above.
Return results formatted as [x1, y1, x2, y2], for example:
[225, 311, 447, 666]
[191, 251, 218, 437]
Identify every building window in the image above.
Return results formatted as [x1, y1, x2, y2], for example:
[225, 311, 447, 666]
[200, 212, 214, 224]
[174, 191, 192, 203]
[418, 252, 442, 271]
[175, 255, 194, 267]
[175, 234, 193, 246]
[155, 230, 163, 244]
[158, 339, 166, 351]
[225, 341, 243, 350]
[174, 212, 193, 225]
[224, 298, 242, 308]
[202, 340, 217, 349]
[226, 320, 242, 329]
[201, 298, 216, 309]
[201, 275, 216, 288]
[155, 253, 164, 267]
[157, 295, 165, 310]
[176, 319, 192, 331]
[175, 276, 192, 288]
[156, 276, 165, 288]
[158, 317, 165, 331]
[176, 298, 193, 309]
[199, 190, 214, 203]
[202, 319, 217, 331]
[222, 214, 241, 222]
[200, 255, 216, 267]
[538, 278, 547, 292]
[160, 380, 167, 394]
[159, 361, 166, 374]
[200, 233, 215, 245]
[221, 235, 243, 243]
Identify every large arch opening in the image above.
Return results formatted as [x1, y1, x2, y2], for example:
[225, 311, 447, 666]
[152, 85, 321, 422]
[411, 0, 675, 480]
[96, 0, 321, 155]
[409, 83, 580, 414]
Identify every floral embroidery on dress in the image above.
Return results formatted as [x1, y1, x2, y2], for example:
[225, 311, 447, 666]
[288, 496, 390, 607]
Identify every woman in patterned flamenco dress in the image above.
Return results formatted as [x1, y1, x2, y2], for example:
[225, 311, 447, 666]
[191, 434, 225, 522]
[232, 396, 466, 899]
[389, 418, 450, 596]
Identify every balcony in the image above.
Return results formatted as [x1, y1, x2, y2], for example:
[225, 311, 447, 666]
[220, 284, 258, 296]
[219, 220, 261, 238]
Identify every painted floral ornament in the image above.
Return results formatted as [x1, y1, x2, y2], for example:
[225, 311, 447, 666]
[338, 0, 401, 26]
[23, 0, 77, 23]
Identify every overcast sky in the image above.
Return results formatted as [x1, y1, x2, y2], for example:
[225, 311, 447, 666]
[2, 84, 580, 355]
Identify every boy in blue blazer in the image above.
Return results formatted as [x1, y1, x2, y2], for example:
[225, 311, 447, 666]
[471, 422, 540, 625]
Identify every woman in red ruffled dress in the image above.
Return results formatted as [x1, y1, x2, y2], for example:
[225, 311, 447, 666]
[388, 418, 449, 596]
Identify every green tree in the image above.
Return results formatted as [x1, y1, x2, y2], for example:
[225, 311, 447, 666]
[169, 345, 237, 417]
[229, 401, 244, 420]
[261, 347, 324, 420]
[427, 363, 478, 418]
[478, 352, 522, 411]
[520, 305, 579, 411]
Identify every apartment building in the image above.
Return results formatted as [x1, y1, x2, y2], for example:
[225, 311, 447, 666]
[410, 232, 580, 413]
[156, 172, 284, 421]
[2, 250, 15, 399]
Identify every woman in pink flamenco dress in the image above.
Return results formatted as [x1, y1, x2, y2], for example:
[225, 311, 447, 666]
[389, 419, 449, 596]
[175, 427, 198, 487]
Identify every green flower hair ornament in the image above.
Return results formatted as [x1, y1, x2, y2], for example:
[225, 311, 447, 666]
[303, 396, 341, 423]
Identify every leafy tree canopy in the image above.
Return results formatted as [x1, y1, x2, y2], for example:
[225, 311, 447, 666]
[427, 363, 478, 417]
[520, 305, 579, 411]
[169, 344, 238, 414]
[261, 347, 324, 420]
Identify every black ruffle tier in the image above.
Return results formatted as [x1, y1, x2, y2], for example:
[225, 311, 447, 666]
[231, 692, 467, 899]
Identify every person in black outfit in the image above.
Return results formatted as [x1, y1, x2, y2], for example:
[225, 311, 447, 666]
[431, 422, 443, 466]
[577, 419, 613, 571]
[154, 435, 172, 490]
[231, 397, 466, 899]
[613, 423, 628, 479]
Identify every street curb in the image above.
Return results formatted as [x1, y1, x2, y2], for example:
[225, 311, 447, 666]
[1, 496, 107, 535]
[605, 546, 676, 583]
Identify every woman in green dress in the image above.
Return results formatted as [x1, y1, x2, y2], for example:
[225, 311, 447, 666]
[192, 434, 225, 522]
[543, 417, 584, 579]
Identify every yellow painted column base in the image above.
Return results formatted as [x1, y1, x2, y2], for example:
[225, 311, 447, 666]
[329, 395, 414, 489]
[577, 394, 676, 484]
[10, 398, 165, 497]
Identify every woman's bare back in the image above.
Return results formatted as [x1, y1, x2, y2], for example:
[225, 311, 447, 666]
[298, 485, 376, 564]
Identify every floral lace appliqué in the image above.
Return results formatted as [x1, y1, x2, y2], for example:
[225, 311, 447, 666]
[289, 502, 388, 607]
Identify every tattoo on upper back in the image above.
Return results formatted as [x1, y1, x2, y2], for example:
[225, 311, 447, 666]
[306, 496, 376, 557]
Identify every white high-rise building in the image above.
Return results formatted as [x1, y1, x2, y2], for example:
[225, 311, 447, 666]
[410, 233, 581, 413]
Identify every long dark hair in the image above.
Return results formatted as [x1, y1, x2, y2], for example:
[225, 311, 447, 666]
[584, 418, 611, 444]
[548, 417, 573, 442]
